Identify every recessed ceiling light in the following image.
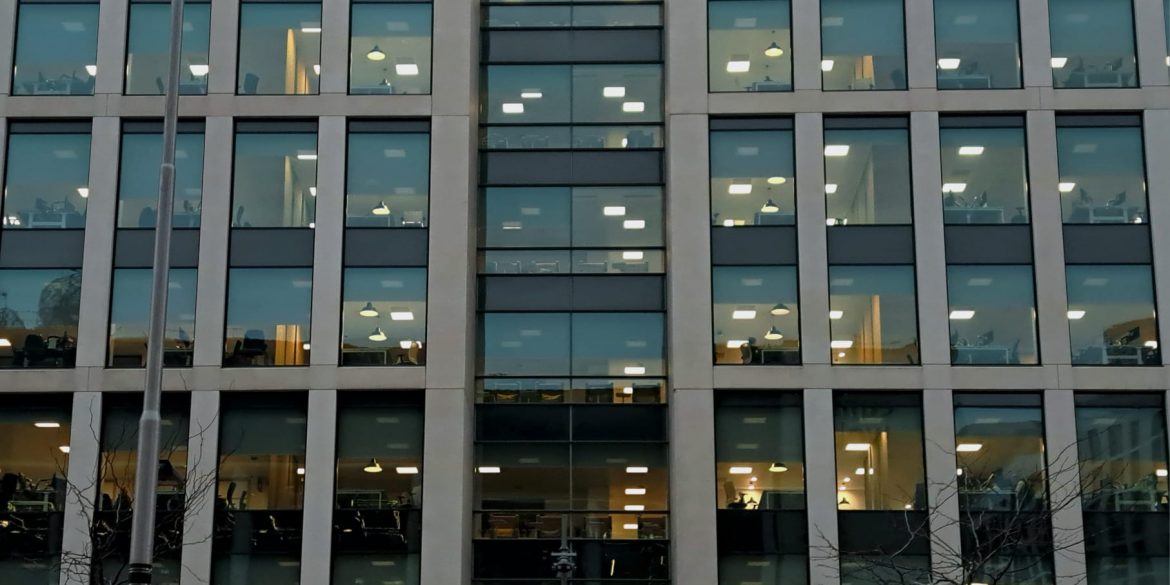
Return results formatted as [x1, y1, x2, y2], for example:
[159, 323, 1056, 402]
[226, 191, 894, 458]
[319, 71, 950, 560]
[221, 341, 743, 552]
[624, 504, 645, 511]
[728, 183, 753, 195]
[958, 146, 984, 156]
[829, 310, 843, 319]
[726, 60, 751, 73]
[1051, 57, 1068, 68]
[520, 89, 542, 99]
[395, 466, 419, 474]
[824, 145, 850, 157]
[622, 101, 646, 113]
[729, 466, 753, 474]
[956, 443, 983, 452]
[1067, 310, 1085, 320]
[622, 250, 644, 260]
[390, 311, 414, 321]
[821, 59, 835, 72]
[604, 206, 627, 216]
[844, 443, 870, 451]
[622, 219, 646, 230]
[949, 310, 975, 320]
[189, 64, 209, 77]
[502, 103, 524, 114]
[623, 365, 646, 375]
[726, 339, 748, 349]
[34, 422, 60, 428]
[732, 309, 757, 320]
[937, 58, 961, 70]
[477, 466, 501, 474]
[825, 183, 839, 194]
[830, 340, 853, 349]
[624, 487, 647, 495]
[395, 63, 420, 76]
[626, 466, 649, 474]
[942, 182, 967, 193]
[603, 86, 626, 98]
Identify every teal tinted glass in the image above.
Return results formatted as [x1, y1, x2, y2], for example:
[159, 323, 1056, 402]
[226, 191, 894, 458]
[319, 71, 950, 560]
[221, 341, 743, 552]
[712, 266, 800, 365]
[125, 2, 212, 95]
[346, 132, 429, 227]
[1065, 265, 1160, 366]
[12, 3, 99, 95]
[828, 265, 919, 365]
[834, 394, 925, 510]
[237, 2, 322, 94]
[710, 129, 796, 226]
[1049, 0, 1137, 88]
[3, 131, 92, 229]
[0, 269, 82, 369]
[824, 127, 912, 225]
[340, 268, 427, 366]
[947, 265, 1038, 365]
[709, 0, 793, 92]
[1056, 126, 1147, 224]
[223, 268, 313, 366]
[118, 131, 205, 228]
[820, 0, 906, 90]
[107, 268, 197, 368]
[232, 130, 318, 228]
[940, 125, 1029, 224]
[350, 3, 432, 95]
[934, 0, 1021, 89]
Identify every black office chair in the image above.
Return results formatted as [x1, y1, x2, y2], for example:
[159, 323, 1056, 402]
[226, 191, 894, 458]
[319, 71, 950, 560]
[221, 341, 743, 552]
[242, 73, 260, 95]
[20, 334, 48, 367]
[233, 331, 268, 364]
[0, 473, 18, 510]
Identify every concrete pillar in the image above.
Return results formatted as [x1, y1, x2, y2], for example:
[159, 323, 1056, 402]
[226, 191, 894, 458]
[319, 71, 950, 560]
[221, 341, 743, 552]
[193, 117, 233, 368]
[1019, 0, 1055, 88]
[1026, 111, 1072, 367]
[75, 117, 121, 369]
[309, 117, 346, 366]
[1043, 390, 1086, 584]
[922, 390, 961, 582]
[665, 0, 708, 112]
[94, 0, 129, 95]
[804, 388, 840, 585]
[59, 392, 103, 585]
[0, 0, 15, 96]
[670, 389, 718, 585]
[795, 114, 830, 365]
[300, 390, 338, 584]
[1135, 0, 1170, 87]
[208, 0, 240, 95]
[319, 0, 352, 94]
[180, 390, 220, 585]
[792, 0, 823, 90]
[910, 112, 949, 367]
[904, 0, 938, 89]
[1142, 111, 1170, 358]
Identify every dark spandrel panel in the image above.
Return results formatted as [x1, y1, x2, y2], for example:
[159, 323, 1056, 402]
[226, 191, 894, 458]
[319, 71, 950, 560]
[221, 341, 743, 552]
[0, 231, 85, 267]
[483, 29, 661, 63]
[332, 553, 420, 585]
[944, 226, 1033, 264]
[716, 510, 808, 555]
[476, 404, 571, 441]
[719, 554, 810, 585]
[473, 540, 669, 580]
[571, 404, 666, 441]
[1062, 225, 1151, 264]
[1083, 513, 1170, 556]
[827, 226, 915, 265]
[838, 512, 931, 556]
[1085, 555, 1170, 585]
[711, 227, 797, 265]
[229, 229, 315, 267]
[571, 276, 663, 311]
[114, 229, 201, 268]
[480, 276, 574, 311]
[343, 229, 429, 267]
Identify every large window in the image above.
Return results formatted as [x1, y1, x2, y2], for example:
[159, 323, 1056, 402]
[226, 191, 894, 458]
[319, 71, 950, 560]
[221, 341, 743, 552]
[1075, 393, 1169, 585]
[940, 121, 1029, 224]
[820, 0, 906, 90]
[933, 0, 1021, 89]
[713, 266, 800, 365]
[333, 393, 424, 585]
[946, 265, 1038, 365]
[232, 125, 318, 228]
[3, 125, 92, 230]
[824, 123, 912, 226]
[480, 312, 665, 378]
[223, 268, 312, 366]
[213, 393, 307, 585]
[118, 124, 205, 228]
[12, 1, 98, 95]
[0, 269, 81, 369]
[125, 0, 212, 95]
[483, 1, 662, 29]
[346, 129, 429, 227]
[1056, 123, 1147, 224]
[828, 265, 919, 365]
[0, 394, 71, 582]
[1049, 0, 1137, 88]
[708, 0, 792, 92]
[237, 2, 322, 95]
[108, 268, 198, 368]
[715, 393, 807, 585]
[341, 268, 426, 366]
[350, 2, 432, 94]
[1065, 265, 1160, 366]
[710, 126, 795, 227]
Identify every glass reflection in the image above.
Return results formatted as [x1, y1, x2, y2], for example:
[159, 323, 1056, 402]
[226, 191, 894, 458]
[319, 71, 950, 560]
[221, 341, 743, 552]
[1056, 125, 1147, 224]
[480, 313, 571, 377]
[0, 395, 71, 583]
[715, 393, 805, 509]
[346, 132, 429, 227]
[223, 268, 312, 367]
[571, 313, 664, 377]
[820, 0, 906, 90]
[933, 0, 1021, 89]
[340, 268, 426, 366]
[118, 130, 204, 228]
[350, 3, 432, 95]
[828, 265, 919, 365]
[709, 0, 792, 92]
[125, 1, 211, 95]
[483, 64, 663, 126]
[940, 125, 1029, 224]
[710, 129, 795, 226]
[0, 269, 81, 369]
[713, 266, 800, 365]
[1065, 265, 1160, 366]
[12, 3, 98, 95]
[1049, 0, 1137, 88]
[824, 127, 911, 225]
[1076, 395, 1169, 512]
[232, 130, 317, 228]
[946, 265, 1038, 365]
[3, 130, 92, 230]
[237, 3, 321, 95]
[834, 393, 925, 510]
[480, 186, 663, 250]
[108, 269, 198, 368]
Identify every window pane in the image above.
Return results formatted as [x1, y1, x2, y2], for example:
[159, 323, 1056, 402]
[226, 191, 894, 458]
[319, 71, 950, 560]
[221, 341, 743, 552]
[482, 187, 663, 249]
[829, 265, 919, 365]
[933, 0, 1021, 89]
[834, 394, 925, 510]
[572, 442, 669, 513]
[224, 268, 312, 366]
[480, 313, 571, 376]
[824, 127, 911, 225]
[108, 268, 198, 368]
[125, 2, 211, 95]
[1076, 397, 1169, 511]
[954, 401, 1046, 510]
[483, 64, 662, 125]
[484, 65, 572, 125]
[1049, 0, 1137, 88]
[482, 187, 572, 248]
[12, 4, 98, 95]
[947, 265, 1038, 365]
[350, 3, 431, 95]
[118, 131, 205, 228]
[232, 130, 317, 228]
[1066, 265, 1160, 366]
[570, 187, 663, 247]
[709, 0, 792, 92]
[940, 125, 1029, 224]
[571, 313, 664, 376]
[475, 443, 572, 509]
[346, 132, 429, 227]
[820, 0, 906, 90]
[571, 65, 663, 124]
[237, 3, 321, 95]
[713, 266, 800, 365]
[710, 129, 796, 226]
[716, 395, 805, 509]
[1056, 126, 1147, 224]
[213, 393, 307, 584]
[3, 131, 92, 230]
[0, 269, 81, 369]
[341, 268, 426, 366]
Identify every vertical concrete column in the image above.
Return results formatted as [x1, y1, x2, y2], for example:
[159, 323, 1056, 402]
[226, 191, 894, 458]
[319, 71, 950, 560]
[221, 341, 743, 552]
[1026, 111, 1072, 367]
[667, 113, 712, 388]
[181, 390, 221, 585]
[791, 0, 823, 91]
[904, 0, 937, 89]
[795, 114, 830, 365]
[193, 117, 234, 367]
[665, 0, 709, 112]
[1043, 390, 1086, 584]
[319, 0, 351, 94]
[60, 392, 103, 585]
[310, 117, 346, 366]
[208, 0, 241, 95]
[1135, 0, 1170, 86]
[910, 112, 949, 367]
[669, 389, 718, 585]
[300, 390, 338, 584]
[75, 117, 121, 369]
[0, 0, 16, 96]
[1142, 111, 1170, 353]
[922, 389, 961, 582]
[1019, 0, 1055, 88]
[94, 0, 129, 95]
[804, 388, 839, 585]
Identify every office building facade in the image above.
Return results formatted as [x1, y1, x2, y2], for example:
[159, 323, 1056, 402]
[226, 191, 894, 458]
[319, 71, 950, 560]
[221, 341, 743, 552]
[0, 0, 1168, 584]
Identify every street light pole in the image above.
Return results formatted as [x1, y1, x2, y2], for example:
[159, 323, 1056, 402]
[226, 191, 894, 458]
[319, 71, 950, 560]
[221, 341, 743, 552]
[127, 0, 185, 581]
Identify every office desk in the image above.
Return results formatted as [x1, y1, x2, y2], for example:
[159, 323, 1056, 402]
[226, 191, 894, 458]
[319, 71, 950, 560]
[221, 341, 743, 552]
[954, 345, 1012, 365]
[754, 212, 796, 225]
[937, 74, 993, 89]
[1087, 206, 1129, 223]
[944, 207, 1005, 224]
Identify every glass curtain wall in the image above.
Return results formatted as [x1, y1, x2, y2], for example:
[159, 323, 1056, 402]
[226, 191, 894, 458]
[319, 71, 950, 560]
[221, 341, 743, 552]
[125, 0, 212, 95]
[713, 266, 800, 364]
[3, 124, 92, 230]
[823, 122, 912, 226]
[0, 269, 82, 369]
[118, 123, 205, 228]
[1065, 265, 1160, 366]
[340, 268, 427, 365]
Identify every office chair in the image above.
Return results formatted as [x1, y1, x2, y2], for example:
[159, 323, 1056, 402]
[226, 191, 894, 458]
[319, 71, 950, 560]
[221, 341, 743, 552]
[0, 473, 18, 510]
[225, 481, 237, 509]
[972, 191, 988, 208]
[233, 330, 268, 364]
[1106, 191, 1126, 207]
[976, 330, 994, 346]
[242, 73, 260, 95]
[20, 334, 47, 367]
[155, 77, 166, 94]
